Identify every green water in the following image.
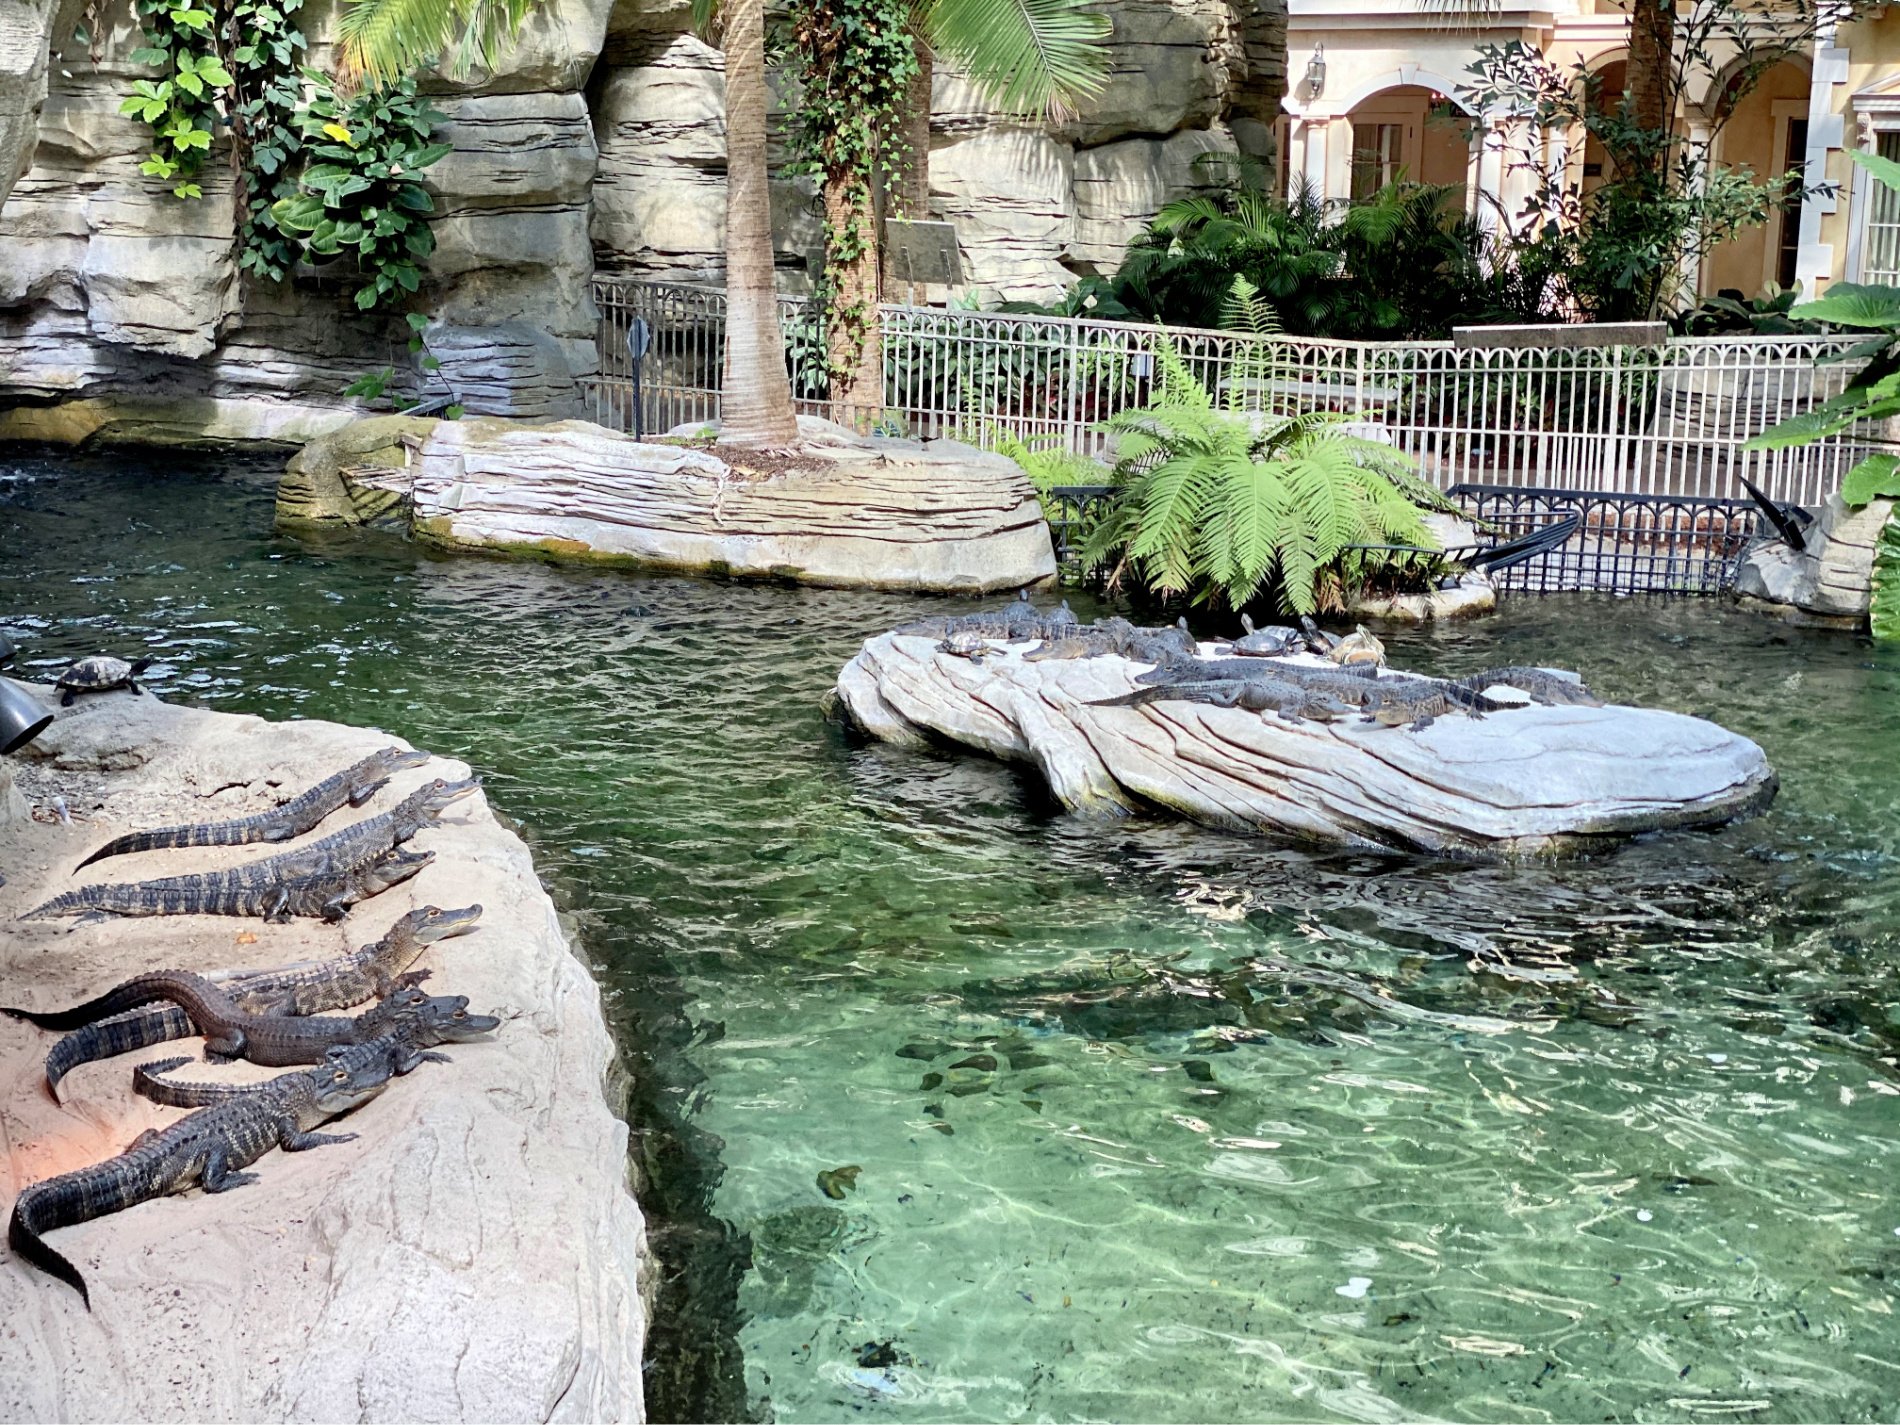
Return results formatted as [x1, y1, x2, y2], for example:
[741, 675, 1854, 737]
[6, 450, 1900, 1423]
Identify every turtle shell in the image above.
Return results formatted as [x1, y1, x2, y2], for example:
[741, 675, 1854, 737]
[56, 656, 134, 691]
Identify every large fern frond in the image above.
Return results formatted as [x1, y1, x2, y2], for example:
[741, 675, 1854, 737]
[925, 0, 1112, 118]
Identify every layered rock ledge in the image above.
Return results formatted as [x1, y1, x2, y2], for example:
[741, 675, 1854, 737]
[0, 690, 648, 1421]
[835, 635, 1777, 857]
[278, 414, 1059, 594]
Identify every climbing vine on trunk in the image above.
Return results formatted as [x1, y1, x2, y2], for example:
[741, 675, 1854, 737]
[123, 0, 232, 197]
[785, 0, 917, 421]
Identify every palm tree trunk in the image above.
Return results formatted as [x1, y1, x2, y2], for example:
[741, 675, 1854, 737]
[824, 167, 884, 430]
[720, 0, 799, 447]
[1623, 0, 1675, 176]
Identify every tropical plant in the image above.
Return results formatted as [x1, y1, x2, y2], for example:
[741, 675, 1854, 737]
[1671, 283, 1822, 337]
[982, 428, 1109, 501]
[1744, 149, 1900, 637]
[1109, 161, 1541, 339]
[1082, 280, 1446, 613]
[269, 75, 450, 311]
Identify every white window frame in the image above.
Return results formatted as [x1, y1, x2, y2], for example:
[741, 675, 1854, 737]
[1847, 95, 1900, 285]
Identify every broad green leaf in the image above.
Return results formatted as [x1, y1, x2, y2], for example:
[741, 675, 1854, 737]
[1872, 511, 1900, 640]
[1843, 452, 1900, 506]
[1790, 282, 1900, 330]
[323, 122, 356, 145]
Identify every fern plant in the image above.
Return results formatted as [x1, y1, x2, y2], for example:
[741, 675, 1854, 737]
[1082, 278, 1445, 613]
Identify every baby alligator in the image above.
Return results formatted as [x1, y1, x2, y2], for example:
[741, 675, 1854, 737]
[21, 777, 474, 921]
[134, 996, 500, 1107]
[1455, 666, 1604, 707]
[74, 746, 430, 871]
[16, 903, 483, 1095]
[1091, 678, 1355, 722]
[8, 1046, 397, 1307]
[14, 978, 483, 1070]
[21, 843, 433, 925]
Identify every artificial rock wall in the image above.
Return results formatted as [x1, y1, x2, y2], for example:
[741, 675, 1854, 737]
[0, 0, 1285, 438]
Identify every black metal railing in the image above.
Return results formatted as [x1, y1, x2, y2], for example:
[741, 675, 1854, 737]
[1446, 484, 1761, 594]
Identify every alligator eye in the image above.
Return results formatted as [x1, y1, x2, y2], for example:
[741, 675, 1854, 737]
[452, 1009, 466, 1019]
[333, 1068, 348, 1082]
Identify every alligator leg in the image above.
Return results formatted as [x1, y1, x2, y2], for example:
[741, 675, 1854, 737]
[124, 1128, 161, 1152]
[200, 1150, 258, 1192]
[262, 888, 292, 924]
[347, 777, 390, 808]
[280, 1130, 359, 1151]
[202, 1029, 248, 1061]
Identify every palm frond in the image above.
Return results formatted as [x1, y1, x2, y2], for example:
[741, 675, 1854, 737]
[925, 0, 1111, 117]
[337, 0, 532, 83]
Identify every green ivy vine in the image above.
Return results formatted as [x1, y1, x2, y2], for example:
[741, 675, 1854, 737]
[784, 0, 916, 379]
[122, 0, 231, 198]
[226, 0, 308, 281]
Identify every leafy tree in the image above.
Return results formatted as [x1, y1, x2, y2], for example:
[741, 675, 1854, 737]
[1462, 1, 1861, 320]
[1083, 280, 1447, 612]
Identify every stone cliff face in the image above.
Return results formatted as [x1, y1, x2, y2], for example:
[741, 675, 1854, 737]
[0, 0, 1284, 440]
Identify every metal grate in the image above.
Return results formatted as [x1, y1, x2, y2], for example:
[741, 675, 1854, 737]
[590, 278, 1880, 508]
[1447, 485, 1760, 593]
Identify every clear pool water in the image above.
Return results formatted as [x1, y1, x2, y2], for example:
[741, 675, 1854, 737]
[5, 449, 1900, 1423]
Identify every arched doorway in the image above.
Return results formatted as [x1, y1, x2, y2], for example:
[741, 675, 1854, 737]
[1344, 85, 1477, 207]
[1704, 58, 1813, 296]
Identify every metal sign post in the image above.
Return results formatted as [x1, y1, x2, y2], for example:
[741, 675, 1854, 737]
[627, 317, 652, 438]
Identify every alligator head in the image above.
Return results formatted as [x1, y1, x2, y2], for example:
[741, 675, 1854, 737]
[416, 995, 501, 1043]
[313, 1049, 397, 1113]
[407, 903, 483, 943]
[376, 747, 433, 774]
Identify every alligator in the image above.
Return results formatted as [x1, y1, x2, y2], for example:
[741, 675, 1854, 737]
[8, 1047, 397, 1307]
[1357, 682, 1496, 731]
[20, 842, 434, 925]
[133, 995, 501, 1107]
[12, 974, 481, 1070]
[74, 746, 431, 871]
[1454, 666, 1604, 707]
[897, 593, 1081, 644]
[1089, 677, 1355, 722]
[1023, 617, 1200, 666]
[16, 903, 484, 1095]
[20, 777, 475, 921]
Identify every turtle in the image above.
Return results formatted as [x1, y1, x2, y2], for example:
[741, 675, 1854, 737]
[1221, 615, 1303, 659]
[936, 631, 994, 663]
[54, 655, 154, 707]
[1327, 625, 1387, 668]
[1297, 615, 1339, 655]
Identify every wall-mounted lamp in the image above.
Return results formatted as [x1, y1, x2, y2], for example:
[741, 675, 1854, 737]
[1305, 44, 1327, 101]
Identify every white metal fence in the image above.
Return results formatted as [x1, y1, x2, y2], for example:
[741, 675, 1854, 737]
[591, 278, 1875, 506]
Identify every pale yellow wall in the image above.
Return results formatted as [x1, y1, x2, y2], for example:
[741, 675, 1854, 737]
[1704, 59, 1811, 297]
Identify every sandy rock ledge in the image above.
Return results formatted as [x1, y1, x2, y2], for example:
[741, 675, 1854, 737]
[0, 690, 648, 1422]
[836, 635, 1778, 857]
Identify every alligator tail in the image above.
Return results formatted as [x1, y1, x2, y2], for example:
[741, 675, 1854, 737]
[73, 813, 266, 871]
[44, 1006, 197, 1095]
[3, 973, 207, 1033]
[9, 1192, 91, 1309]
[17, 887, 103, 920]
[132, 1056, 244, 1108]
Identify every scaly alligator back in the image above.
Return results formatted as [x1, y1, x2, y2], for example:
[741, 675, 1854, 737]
[9, 1058, 389, 1307]
[20, 843, 434, 923]
[32, 903, 480, 1092]
[72, 747, 429, 871]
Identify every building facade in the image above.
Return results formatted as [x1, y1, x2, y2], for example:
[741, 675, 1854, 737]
[1278, 0, 1900, 302]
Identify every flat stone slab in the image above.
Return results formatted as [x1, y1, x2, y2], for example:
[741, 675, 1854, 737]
[835, 635, 1777, 857]
[0, 690, 647, 1421]
[393, 415, 1056, 593]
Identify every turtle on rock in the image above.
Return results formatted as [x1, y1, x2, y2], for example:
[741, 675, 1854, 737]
[54, 655, 154, 707]
[1222, 615, 1303, 658]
